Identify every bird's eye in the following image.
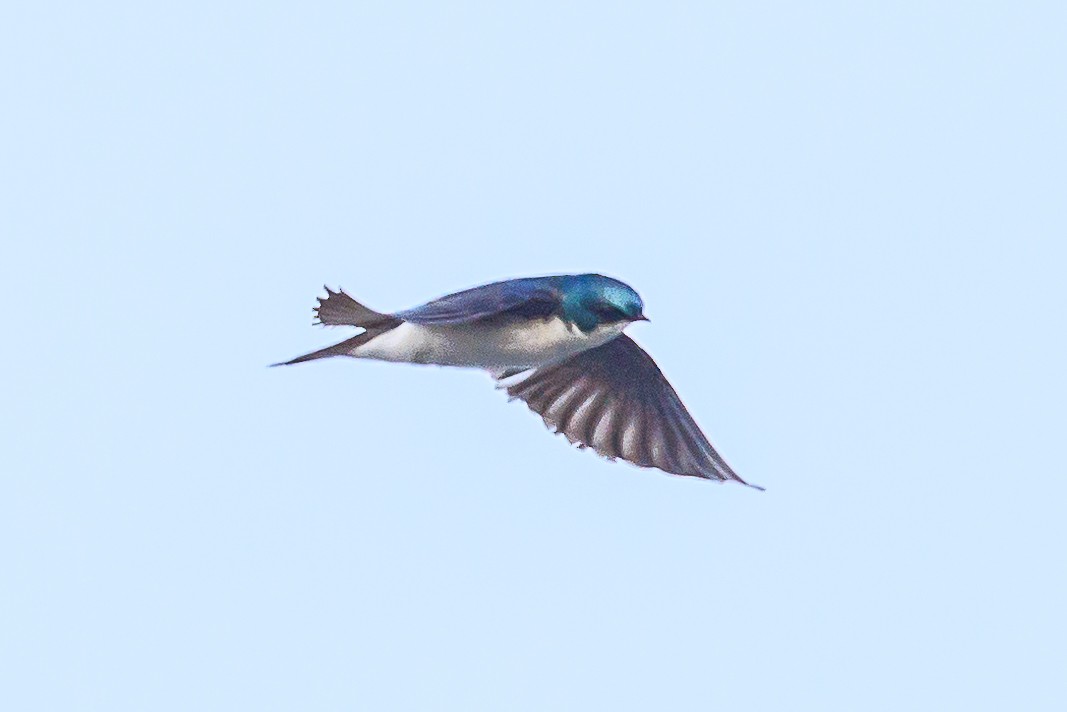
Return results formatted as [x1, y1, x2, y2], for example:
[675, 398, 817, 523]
[592, 304, 625, 321]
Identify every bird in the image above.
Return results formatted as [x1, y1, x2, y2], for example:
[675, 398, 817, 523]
[276, 274, 760, 489]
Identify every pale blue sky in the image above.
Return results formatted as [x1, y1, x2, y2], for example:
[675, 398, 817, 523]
[2, 2, 1065, 710]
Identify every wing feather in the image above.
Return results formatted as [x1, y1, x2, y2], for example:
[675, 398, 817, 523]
[573, 392, 607, 446]
[501, 335, 761, 488]
[590, 396, 620, 459]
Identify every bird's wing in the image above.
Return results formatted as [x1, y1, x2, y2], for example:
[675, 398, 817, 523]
[396, 278, 561, 325]
[499, 335, 761, 489]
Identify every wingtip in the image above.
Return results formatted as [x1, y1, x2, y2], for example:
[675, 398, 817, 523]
[730, 473, 765, 491]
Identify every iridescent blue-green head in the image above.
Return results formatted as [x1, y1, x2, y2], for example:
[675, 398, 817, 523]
[557, 274, 648, 333]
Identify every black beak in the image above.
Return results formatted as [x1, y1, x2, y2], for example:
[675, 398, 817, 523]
[633, 314, 650, 322]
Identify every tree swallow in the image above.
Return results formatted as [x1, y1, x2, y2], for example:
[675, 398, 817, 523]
[277, 274, 760, 489]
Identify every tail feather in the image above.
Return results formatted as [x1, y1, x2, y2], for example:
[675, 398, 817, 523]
[272, 333, 374, 366]
[315, 286, 394, 328]
[273, 287, 403, 366]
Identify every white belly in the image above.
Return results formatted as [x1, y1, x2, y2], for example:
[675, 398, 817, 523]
[351, 318, 626, 370]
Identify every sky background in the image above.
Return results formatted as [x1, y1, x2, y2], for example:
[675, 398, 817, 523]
[2, 2, 1065, 710]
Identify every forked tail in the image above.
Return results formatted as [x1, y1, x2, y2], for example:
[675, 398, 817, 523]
[314, 286, 395, 328]
[273, 286, 402, 366]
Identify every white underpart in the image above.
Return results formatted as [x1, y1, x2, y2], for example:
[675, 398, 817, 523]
[350, 317, 627, 370]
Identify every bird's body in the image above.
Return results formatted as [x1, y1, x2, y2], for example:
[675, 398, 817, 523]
[277, 274, 760, 489]
[350, 317, 627, 371]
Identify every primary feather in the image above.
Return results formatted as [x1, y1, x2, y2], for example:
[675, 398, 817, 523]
[501, 335, 761, 489]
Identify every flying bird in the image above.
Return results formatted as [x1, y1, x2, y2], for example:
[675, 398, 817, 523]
[277, 274, 760, 489]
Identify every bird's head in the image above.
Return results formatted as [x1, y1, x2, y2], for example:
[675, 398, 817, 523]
[560, 274, 648, 333]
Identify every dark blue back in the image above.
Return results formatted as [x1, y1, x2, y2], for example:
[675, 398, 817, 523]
[395, 276, 563, 325]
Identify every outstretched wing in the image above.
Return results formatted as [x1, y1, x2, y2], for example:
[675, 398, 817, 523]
[397, 277, 561, 325]
[501, 335, 761, 489]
